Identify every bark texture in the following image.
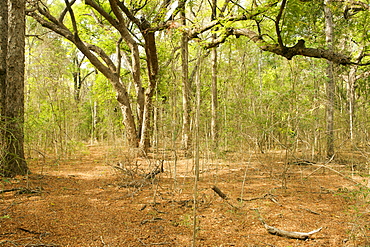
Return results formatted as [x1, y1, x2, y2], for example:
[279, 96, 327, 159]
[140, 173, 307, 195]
[0, 0, 28, 177]
[324, 0, 335, 157]
[210, 0, 218, 148]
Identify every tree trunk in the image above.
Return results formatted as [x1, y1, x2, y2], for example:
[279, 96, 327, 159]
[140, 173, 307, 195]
[324, 0, 335, 158]
[347, 66, 356, 142]
[180, 0, 192, 154]
[138, 17, 159, 152]
[0, 0, 7, 115]
[211, 0, 218, 148]
[114, 77, 138, 147]
[0, 0, 28, 177]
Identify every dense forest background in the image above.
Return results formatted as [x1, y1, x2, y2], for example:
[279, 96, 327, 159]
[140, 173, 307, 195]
[24, 0, 370, 161]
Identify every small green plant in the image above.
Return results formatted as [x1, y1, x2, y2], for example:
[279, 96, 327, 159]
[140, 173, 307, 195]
[179, 213, 193, 227]
[336, 185, 370, 245]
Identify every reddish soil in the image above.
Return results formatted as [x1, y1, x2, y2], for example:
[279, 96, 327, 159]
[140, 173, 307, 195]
[0, 145, 369, 246]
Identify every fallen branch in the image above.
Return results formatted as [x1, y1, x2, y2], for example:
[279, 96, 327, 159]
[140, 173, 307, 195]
[238, 193, 281, 206]
[263, 224, 322, 240]
[0, 188, 19, 194]
[211, 185, 228, 199]
[140, 217, 164, 225]
[211, 185, 238, 209]
[21, 243, 59, 247]
[299, 206, 321, 215]
[254, 209, 322, 240]
[306, 163, 367, 188]
[0, 187, 42, 194]
[145, 161, 164, 179]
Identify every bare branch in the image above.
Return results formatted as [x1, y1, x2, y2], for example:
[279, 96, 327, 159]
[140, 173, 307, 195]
[116, 37, 123, 76]
[275, 0, 286, 48]
[203, 28, 352, 65]
[85, 0, 119, 28]
[27, 10, 73, 40]
[59, 0, 76, 23]
[116, 0, 141, 28]
[64, 0, 78, 35]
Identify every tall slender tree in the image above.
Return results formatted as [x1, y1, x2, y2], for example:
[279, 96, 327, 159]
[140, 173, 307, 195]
[324, 0, 335, 157]
[0, 0, 7, 114]
[210, 0, 218, 148]
[179, 0, 192, 154]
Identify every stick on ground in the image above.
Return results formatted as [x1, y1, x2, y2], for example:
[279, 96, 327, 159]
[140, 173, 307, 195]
[211, 185, 238, 209]
[253, 208, 322, 240]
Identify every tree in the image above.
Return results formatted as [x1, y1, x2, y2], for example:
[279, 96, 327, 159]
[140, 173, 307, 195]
[26, 0, 370, 157]
[179, 0, 192, 154]
[210, 0, 219, 148]
[0, 0, 28, 177]
[0, 0, 7, 115]
[27, 0, 169, 151]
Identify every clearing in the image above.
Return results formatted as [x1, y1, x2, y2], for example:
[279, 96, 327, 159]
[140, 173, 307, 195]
[0, 144, 369, 246]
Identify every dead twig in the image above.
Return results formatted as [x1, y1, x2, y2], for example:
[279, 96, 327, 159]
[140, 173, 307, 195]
[211, 185, 238, 209]
[18, 227, 42, 235]
[140, 217, 164, 225]
[307, 163, 367, 188]
[0, 187, 42, 195]
[238, 193, 281, 206]
[299, 206, 321, 215]
[0, 188, 19, 194]
[145, 160, 164, 179]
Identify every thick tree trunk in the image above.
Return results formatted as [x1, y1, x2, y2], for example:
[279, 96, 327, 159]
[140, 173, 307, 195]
[0, 0, 28, 177]
[324, 0, 335, 157]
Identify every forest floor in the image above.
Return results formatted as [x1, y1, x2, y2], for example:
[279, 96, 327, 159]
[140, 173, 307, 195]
[0, 144, 369, 247]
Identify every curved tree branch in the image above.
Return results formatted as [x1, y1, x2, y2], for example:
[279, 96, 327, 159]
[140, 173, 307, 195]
[64, 0, 78, 36]
[202, 27, 352, 65]
[59, 0, 76, 23]
[275, 0, 286, 49]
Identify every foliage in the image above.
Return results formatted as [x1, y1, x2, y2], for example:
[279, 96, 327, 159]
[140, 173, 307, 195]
[23, 0, 370, 158]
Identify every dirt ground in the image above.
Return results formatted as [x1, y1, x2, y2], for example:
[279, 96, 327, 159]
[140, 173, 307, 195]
[0, 144, 369, 246]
